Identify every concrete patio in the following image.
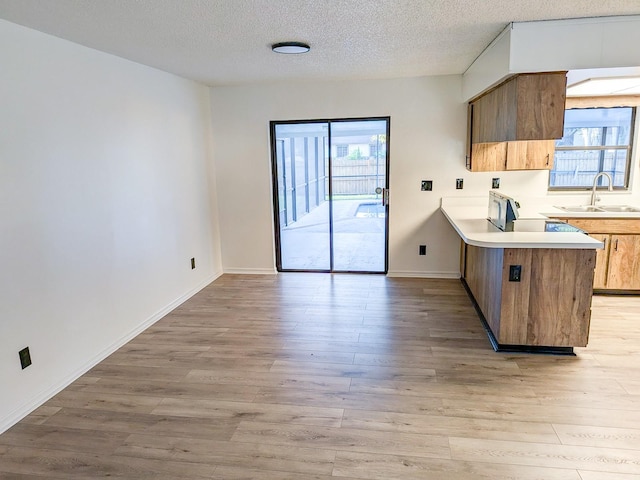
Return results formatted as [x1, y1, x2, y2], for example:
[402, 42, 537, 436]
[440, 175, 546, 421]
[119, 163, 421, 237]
[280, 197, 386, 272]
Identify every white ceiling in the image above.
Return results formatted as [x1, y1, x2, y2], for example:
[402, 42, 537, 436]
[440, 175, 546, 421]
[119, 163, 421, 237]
[1, 0, 640, 87]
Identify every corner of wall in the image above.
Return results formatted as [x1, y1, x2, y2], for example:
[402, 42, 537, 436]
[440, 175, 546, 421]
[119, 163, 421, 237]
[0, 271, 221, 435]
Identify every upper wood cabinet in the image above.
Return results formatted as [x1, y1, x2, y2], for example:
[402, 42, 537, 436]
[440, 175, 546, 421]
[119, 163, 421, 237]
[469, 139, 555, 172]
[471, 72, 567, 142]
[466, 72, 567, 172]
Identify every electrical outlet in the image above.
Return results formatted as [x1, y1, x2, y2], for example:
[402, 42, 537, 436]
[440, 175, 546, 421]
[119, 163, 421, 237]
[421, 180, 432, 191]
[456, 178, 464, 189]
[492, 178, 500, 189]
[19, 347, 31, 370]
[419, 245, 426, 255]
[509, 265, 522, 282]
[191, 257, 196, 269]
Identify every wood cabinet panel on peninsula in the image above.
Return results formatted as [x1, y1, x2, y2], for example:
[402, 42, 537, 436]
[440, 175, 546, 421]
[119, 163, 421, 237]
[466, 71, 566, 172]
[442, 202, 602, 353]
[462, 244, 595, 349]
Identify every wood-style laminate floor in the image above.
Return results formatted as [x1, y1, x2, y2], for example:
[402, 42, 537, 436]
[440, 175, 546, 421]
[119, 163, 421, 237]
[1, 273, 640, 479]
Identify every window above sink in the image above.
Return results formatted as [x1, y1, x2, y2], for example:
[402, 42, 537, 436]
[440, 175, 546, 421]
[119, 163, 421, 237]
[549, 106, 635, 191]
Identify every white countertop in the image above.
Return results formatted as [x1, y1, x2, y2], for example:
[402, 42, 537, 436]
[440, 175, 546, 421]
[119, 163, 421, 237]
[441, 201, 604, 250]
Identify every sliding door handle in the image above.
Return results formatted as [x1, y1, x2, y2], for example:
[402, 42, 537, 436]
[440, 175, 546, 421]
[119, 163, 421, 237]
[375, 187, 389, 206]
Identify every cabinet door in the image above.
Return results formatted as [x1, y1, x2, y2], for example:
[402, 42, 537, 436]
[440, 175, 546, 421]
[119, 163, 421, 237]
[591, 234, 610, 289]
[515, 73, 567, 140]
[505, 140, 555, 170]
[470, 72, 566, 144]
[468, 140, 555, 172]
[469, 142, 508, 171]
[607, 235, 640, 289]
[471, 81, 517, 143]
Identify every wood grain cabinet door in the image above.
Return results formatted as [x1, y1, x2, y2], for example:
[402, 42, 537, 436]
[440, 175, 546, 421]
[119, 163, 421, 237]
[470, 72, 567, 143]
[607, 234, 640, 289]
[591, 234, 610, 289]
[469, 142, 508, 171]
[466, 72, 565, 172]
[468, 140, 555, 172]
[514, 73, 567, 140]
[505, 140, 555, 170]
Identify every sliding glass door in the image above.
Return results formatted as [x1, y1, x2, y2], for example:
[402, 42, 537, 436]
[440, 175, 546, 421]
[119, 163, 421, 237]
[270, 118, 389, 273]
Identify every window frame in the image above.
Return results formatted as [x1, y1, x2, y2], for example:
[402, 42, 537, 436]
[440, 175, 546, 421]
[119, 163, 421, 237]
[548, 105, 636, 191]
[336, 144, 348, 158]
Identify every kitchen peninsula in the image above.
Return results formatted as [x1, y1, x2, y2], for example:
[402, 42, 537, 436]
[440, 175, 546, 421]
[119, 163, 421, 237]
[441, 196, 603, 354]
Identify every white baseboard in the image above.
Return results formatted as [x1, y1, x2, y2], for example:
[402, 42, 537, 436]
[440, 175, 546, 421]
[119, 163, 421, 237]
[386, 271, 461, 279]
[223, 267, 277, 275]
[0, 271, 221, 435]
[221, 269, 460, 279]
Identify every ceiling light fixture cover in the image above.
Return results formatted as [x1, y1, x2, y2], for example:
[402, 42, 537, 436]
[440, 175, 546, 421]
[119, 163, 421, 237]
[271, 42, 310, 54]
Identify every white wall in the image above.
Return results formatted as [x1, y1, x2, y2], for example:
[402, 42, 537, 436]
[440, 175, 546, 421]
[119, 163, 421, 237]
[210, 76, 553, 277]
[463, 15, 640, 100]
[0, 20, 222, 432]
[510, 16, 640, 74]
[462, 24, 513, 101]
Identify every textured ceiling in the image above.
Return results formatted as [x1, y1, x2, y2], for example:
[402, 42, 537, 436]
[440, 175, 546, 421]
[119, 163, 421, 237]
[1, 0, 640, 86]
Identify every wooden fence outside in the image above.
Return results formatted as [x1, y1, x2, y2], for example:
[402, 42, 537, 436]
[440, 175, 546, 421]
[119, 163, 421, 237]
[551, 149, 627, 187]
[330, 157, 386, 195]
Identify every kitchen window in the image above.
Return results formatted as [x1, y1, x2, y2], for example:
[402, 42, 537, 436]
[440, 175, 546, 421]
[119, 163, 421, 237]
[549, 106, 635, 190]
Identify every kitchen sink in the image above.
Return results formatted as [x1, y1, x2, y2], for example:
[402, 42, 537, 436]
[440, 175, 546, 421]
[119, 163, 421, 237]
[556, 205, 604, 212]
[598, 205, 640, 212]
[555, 204, 640, 213]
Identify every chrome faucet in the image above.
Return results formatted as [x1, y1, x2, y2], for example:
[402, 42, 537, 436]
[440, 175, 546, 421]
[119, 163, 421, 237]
[590, 172, 613, 206]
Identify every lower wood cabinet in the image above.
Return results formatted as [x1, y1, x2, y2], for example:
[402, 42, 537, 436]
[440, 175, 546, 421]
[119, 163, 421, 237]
[607, 234, 640, 290]
[554, 218, 640, 291]
[591, 233, 609, 289]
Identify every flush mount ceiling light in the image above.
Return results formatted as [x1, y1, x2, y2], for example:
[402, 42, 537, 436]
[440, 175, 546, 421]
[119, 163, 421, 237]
[271, 42, 310, 54]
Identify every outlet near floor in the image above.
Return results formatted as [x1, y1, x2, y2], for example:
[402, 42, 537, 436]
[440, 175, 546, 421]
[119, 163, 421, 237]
[19, 347, 32, 369]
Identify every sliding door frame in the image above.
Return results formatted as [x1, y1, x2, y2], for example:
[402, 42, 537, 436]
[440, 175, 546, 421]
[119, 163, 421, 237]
[269, 116, 390, 274]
